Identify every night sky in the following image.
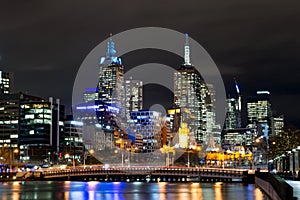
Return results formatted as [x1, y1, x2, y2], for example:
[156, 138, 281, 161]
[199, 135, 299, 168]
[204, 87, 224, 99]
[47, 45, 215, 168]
[0, 1, 300, 127]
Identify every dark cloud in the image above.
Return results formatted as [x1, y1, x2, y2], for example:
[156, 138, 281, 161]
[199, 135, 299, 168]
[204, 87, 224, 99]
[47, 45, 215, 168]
[0, 0, 300, 126]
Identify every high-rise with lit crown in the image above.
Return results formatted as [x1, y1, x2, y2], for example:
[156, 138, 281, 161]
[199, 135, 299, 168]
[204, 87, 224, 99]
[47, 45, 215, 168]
[174, 34, 209, 143]
[97, 34, 125, 112]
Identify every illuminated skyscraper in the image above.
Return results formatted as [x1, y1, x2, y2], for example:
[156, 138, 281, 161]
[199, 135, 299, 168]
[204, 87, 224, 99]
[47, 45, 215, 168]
[271, 115, 284, 136]
[97, 34, 125, 112]
[174, 34, 209, 143]
[0, 70, 13, 94]
[0, 93, 64, 162]
[129, 110, 162, 152]
[225, 98, 240, 129]
[125, 77, 143, 123]
[205, 84, 221, 146]
[247, 91, 272, 141]
[62, 115, 84, 162]
[83, 88, 99, 103]
[247, 91, 272, 124]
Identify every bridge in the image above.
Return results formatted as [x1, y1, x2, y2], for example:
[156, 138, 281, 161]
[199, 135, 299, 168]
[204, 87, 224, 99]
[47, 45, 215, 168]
[37, 167, 251, 183]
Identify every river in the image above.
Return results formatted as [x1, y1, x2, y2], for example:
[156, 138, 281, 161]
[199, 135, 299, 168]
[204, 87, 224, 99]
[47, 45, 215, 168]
[0, 181, 269, 200]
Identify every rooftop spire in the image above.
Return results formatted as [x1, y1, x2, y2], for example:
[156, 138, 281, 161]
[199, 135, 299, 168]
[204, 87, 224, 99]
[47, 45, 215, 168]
[106, 33, 116, 58]
[184, 33, 191, 66]
[234, 77, 242, 111]
[100, 33, 122, 65]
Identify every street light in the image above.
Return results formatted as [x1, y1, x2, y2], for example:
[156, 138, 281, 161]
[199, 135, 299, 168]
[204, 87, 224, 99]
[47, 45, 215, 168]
[48, 152, 51, 166]
[83, 149, 94, 169]
[160, 145, 175, 167]
[65, 153, 75, 168]
[187, 148, 193, 168]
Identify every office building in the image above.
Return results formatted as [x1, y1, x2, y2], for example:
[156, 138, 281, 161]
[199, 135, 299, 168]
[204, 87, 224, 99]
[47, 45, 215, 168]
[97, 34, 125, 112]
[0, 70, 13, 94]
[174, 34, 211, 144]
[0, 93, 64, 162]
[125, 77, 143, 124]
[83, 88, 99, 103]
[129, 110, 162, 153]
[247, 91, 272, 124]
[62, 115, 84, 161]
[75, 100, 127, 150]
[225, 98, 241, 130]
[271, 115, 284, 136]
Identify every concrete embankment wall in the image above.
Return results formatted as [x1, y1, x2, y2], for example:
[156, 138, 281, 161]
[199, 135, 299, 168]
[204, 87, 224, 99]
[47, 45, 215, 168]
[255, 176, 281, 200]
[255, 172, 295, 200]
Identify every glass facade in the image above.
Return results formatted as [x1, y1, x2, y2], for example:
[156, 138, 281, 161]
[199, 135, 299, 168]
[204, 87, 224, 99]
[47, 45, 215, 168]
[174, 65, 209, 143]
[225, 98, 241, 129]
[129, 110, 162, 153]
[0, 70, 12, 94]
[19, 102, 52, 145]
[125, 78, 143, 124]
[247, 91, 272, 124]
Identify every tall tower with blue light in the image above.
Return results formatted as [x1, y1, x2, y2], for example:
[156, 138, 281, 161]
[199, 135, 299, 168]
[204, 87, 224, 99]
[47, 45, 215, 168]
[97, 34, 125, 114]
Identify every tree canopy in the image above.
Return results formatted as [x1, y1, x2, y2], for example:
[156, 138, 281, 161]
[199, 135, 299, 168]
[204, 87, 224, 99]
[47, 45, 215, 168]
[269, 126, 300, 159]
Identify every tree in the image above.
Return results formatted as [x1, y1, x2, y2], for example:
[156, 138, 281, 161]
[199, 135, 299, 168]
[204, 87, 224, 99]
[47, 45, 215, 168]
[269, 126, 300, 159]
[0, 146, 10, 164]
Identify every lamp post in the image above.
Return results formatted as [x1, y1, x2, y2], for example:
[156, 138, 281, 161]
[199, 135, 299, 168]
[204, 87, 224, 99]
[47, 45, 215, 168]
[187, 149, 190, 168]
[121, 151, 124, 167]
[160, 145, 175, 167]
[296, 146, 300, 173]
[73, 154, 75, 168]
[84, 149, 94, 169]
[292, 149, 297, 173]
[186, 148, 193, 168]
[48, 152, 51, 166]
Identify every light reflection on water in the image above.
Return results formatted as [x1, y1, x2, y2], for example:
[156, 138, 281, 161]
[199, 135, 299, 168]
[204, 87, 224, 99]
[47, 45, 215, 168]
[0, 181, 268, 200]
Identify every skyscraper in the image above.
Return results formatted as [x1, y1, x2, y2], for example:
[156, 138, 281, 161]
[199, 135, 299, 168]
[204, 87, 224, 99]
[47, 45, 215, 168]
[125, 77, 143, 123]
[62, 115, 84, 162]
[247, 91, 272, 124]
[271, 115, 284, 136]
[0, 70, 13, 94]
[173, 34, 209, 143]
[129, 110, 162, 153]
[225, 98, 240, 130]
[78, 34, 127, 152]
[0, 93, 64, 162]
[247, 90, 272, 146]
[97, 34, 125, 112]
[83, 88, 99, 103]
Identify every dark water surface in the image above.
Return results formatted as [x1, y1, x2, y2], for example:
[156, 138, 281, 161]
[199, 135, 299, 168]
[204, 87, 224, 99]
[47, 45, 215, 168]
[0, 181, 269, 200]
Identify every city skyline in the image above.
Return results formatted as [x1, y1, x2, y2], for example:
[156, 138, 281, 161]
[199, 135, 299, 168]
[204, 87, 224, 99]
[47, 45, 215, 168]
[0, 1, 299, 127]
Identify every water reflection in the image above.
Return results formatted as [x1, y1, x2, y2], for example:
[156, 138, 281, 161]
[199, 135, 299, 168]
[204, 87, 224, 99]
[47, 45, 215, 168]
[214, 182, 222, 200]
[0, 181, 267, 200]
[12, 181, 20, 200]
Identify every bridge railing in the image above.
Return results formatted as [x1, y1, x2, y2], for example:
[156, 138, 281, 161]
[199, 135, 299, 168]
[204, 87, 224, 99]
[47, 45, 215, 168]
[42, 167, 246, 178]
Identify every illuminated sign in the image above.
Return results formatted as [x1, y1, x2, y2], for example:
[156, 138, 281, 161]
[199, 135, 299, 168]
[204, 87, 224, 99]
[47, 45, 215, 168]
[71, 121, 83, 126]
[107, 106, 119, 113]
[76, 103, 119, 113]
[257, 91, 270, 95]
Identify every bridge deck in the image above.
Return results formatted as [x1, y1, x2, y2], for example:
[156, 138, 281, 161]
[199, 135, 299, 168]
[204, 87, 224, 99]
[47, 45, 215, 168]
[41, 167, 247, 181]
